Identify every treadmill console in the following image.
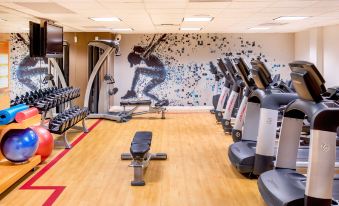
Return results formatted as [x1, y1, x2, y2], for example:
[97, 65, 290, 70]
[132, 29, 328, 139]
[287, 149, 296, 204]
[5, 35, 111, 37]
[289, 61, 326, 102]
[224, 58, 238, 80]
[250, 60, 273, 90]
[216, 58, 228, 77]
[216, 58, 229, 76]
[233, 58, 256, 88]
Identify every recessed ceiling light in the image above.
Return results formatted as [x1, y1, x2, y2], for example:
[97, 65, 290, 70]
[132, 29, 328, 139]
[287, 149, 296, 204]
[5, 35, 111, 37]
[274, 16, 309, 21]
[180, 27, 202, 31]
[90, 27, 111, 31]
[248, 27, 270, 30]
[89, 17, 121, 22]
[111, 28, 133, 31]
[183, 16, 214, 22]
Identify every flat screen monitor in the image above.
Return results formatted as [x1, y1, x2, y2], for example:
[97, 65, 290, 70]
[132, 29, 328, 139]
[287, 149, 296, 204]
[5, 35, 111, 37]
[44, 22, 63, 58]
[29, 21, 43, 57]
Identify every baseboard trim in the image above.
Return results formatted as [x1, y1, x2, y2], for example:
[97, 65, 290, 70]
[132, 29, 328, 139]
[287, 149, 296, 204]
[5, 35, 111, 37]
[110, 106, 213, 113]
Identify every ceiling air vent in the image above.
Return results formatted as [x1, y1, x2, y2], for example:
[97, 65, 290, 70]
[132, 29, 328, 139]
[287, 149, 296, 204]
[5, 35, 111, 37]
[259, 22, 288, 27]
[160, 24, 179, 26]
[154, 24, 180, 28]
[14, 2, 74, 14]
[83, 26, 108, 29]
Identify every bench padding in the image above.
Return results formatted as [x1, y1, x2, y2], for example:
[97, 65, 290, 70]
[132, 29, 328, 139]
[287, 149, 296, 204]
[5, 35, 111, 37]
[130, 131, 152, 159]
[155, 99, 169, 107]
[121, 100, 152, 106]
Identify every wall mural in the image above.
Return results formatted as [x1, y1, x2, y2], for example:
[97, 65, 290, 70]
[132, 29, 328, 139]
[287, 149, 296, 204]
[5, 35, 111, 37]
[116, 33, 294, 106]
[122, 34, 167, 102]
[9, 33, 48, 99]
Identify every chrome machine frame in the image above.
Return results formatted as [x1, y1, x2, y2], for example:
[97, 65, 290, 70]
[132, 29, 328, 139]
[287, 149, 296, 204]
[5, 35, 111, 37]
[84, 39, 125, 122]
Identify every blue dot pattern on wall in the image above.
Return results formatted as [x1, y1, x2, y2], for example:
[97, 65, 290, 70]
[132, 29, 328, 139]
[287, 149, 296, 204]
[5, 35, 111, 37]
[119, 33, 288, 106]
[9, 33, 48, 99]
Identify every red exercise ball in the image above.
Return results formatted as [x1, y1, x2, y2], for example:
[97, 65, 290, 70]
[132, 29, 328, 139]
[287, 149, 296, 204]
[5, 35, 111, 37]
[30, 126, 54, 162]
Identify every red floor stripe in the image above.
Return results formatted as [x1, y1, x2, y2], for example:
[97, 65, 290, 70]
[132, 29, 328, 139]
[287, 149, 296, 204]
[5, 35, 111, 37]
[20, 119, 102, 206]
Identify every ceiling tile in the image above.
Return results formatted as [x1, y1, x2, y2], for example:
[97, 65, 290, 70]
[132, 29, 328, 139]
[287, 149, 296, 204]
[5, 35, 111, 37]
[145, 2, 187, 9]
[14, 2, 75, 13]
[187, 2, 231, 9]
[1, 0, 339, 33]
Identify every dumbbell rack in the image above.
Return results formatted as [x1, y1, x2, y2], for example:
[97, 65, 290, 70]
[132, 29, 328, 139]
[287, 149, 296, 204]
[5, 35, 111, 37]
[34, 87, 87, 149]
[48, 107, 89, 149]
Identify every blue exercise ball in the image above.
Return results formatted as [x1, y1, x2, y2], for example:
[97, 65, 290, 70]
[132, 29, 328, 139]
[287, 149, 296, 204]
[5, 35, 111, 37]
[1, 128, 39, 163]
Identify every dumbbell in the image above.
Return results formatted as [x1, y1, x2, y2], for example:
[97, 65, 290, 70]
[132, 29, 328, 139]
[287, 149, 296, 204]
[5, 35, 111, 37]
[26, 91, 38, 105]
[35, 96, 56, 111]
[61, 91, 71, 102]
[73, 110, 84, 123]
[66, 107, 83, 125]
[42, 88, 50, 95]
[51, 116, 71, 131]
[36, 89, 43, 97]
[67, 88, 78, 100]
[10, 95, 21, 106]
[49, 120, 67, 133]
[44, 94, 61, 107]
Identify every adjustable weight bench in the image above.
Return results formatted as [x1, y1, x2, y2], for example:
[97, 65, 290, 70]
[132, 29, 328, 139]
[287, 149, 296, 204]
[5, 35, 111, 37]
[120, 99, 169, 119]
[121, 131, 167, 186]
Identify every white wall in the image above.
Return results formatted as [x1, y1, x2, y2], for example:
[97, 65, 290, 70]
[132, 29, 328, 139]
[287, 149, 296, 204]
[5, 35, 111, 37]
[323, 25, 339, 87]
[295, 30, 311, 61]
[294, 28, 323, 74]
[295, 25, 339, 87]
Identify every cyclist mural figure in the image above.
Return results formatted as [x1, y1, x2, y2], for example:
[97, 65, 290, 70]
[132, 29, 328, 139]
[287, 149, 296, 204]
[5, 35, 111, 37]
[122, 34, 167, 102]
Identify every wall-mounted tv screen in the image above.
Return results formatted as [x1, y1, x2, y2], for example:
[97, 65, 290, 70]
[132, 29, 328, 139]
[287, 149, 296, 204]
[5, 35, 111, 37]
[29, 21, 43, 57]
[44, 22, 63, 58]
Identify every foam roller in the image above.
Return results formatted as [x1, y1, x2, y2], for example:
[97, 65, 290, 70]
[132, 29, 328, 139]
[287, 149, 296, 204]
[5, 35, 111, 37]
[0, 104, 29, 125]
[15, 107, 39, 123]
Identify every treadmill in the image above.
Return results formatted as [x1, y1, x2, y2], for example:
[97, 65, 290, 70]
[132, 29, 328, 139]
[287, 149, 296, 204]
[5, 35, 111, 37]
[258, 61, 339, 206]
[209, 61, 224, 114]
[230, 58, 292, 142]
[231, 58, 257, 142]
[220, 57, 245, 134]
[228, 59, 298, 175]
[215, 59, 233, 123]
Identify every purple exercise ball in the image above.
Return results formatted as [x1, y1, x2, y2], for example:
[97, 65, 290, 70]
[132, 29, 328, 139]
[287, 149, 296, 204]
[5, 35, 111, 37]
[0, 128, 39, 163]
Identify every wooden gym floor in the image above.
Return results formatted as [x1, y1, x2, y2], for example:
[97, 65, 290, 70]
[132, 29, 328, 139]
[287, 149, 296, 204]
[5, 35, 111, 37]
[0, 113, 265, 206]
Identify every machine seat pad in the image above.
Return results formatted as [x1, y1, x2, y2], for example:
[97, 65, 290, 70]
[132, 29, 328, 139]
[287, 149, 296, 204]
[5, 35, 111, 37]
[120, 100, 152, 106]
[130, 143, 150, 158]
[132, 131, 152, 144]
[130, 131, 153, 157]
[155, 99, 169, 107]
